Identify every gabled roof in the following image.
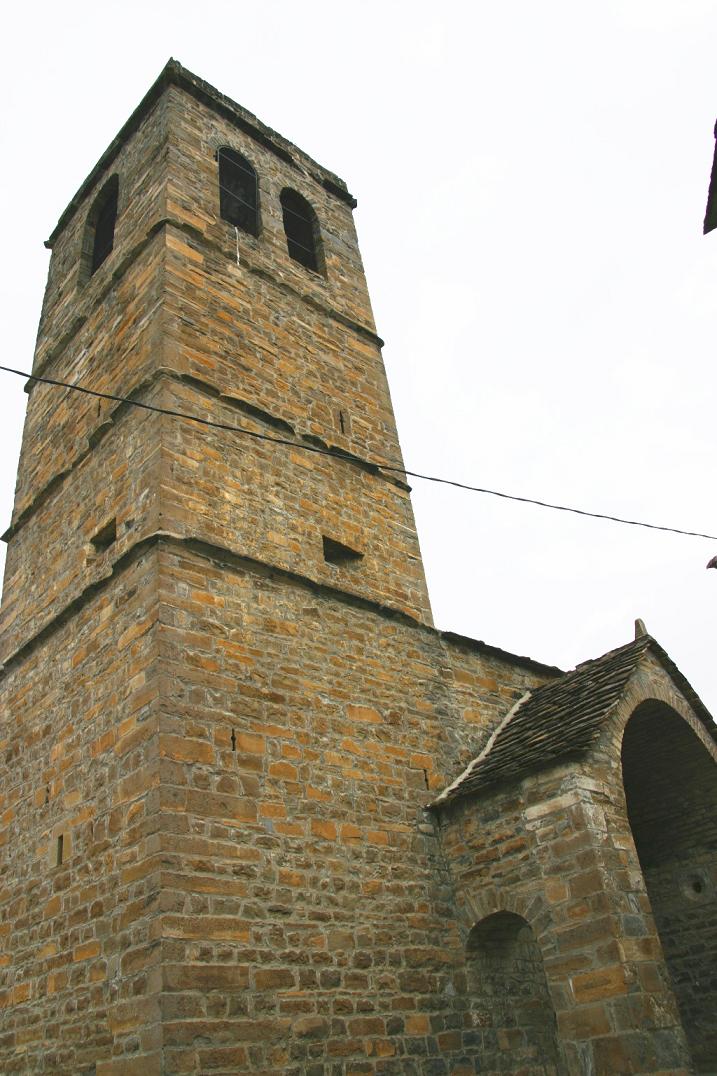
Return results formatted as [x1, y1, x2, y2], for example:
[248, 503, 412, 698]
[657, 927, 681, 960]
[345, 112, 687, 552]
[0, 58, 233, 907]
[432, 634, 715, 808]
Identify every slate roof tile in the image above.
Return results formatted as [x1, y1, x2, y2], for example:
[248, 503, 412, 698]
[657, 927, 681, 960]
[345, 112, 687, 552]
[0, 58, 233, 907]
[432, 635, 715, 807]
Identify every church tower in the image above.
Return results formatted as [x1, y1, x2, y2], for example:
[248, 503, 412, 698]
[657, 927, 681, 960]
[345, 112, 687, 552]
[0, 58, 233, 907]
[0, 60, 443, 1074]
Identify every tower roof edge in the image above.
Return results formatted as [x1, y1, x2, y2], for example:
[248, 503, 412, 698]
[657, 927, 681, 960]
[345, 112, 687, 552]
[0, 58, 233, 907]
[45, 57, 357, 249]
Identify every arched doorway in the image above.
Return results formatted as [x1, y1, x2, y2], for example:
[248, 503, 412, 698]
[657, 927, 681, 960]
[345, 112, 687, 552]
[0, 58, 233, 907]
[622, 701, 717, 1072]
[466, 911, 563, 1074]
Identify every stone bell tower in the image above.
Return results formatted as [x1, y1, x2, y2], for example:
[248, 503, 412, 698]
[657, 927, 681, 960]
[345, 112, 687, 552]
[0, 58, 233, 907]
[0, 60, 437, 1073]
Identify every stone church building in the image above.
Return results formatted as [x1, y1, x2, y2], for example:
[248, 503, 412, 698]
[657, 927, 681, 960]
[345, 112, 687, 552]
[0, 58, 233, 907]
[0, 61, 715, 1075]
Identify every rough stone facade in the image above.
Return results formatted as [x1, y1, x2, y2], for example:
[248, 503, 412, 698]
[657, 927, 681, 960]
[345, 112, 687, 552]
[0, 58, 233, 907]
[0, 61, 715, 1075]
[435, 644, 717, 1075]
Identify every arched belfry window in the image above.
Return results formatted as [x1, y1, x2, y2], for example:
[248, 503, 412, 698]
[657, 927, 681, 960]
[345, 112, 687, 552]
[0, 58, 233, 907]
[280, 188, 322, 272]
[218, 147, 259, 236]
[83, 175, 119, 280]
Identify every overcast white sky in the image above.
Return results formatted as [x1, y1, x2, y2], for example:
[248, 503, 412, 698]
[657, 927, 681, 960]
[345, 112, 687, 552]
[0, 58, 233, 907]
[0, 0, 715, 711]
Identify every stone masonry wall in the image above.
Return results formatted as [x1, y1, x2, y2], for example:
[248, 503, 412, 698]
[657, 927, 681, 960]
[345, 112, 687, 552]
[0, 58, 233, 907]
[1, 400, 163, 665]
[33, 94, 169, 376]
[156, 374, 431, 630]
[8, 229, 164, 531]
[1, 85, 170, 660]
[0, 532, 550, 1074]
[164, 86, 376, 340]
[436, 767, 692, 1075]
[433, 650, 717, 1075]
[0, 547, 163, 1074]
[151, 538, 548, 1076]
[160, 83, 433, 622]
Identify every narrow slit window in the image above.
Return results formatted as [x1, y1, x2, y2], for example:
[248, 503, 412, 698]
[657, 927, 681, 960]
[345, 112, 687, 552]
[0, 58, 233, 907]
[90, 519, 117, 553]
[322, 535, 363, 566]
[87, 175, 119, 277]
[218, 147, 259, 236]
[56, 834, 64, 866]
[336, 409, 351, 436]
[281, 189, 321, 272]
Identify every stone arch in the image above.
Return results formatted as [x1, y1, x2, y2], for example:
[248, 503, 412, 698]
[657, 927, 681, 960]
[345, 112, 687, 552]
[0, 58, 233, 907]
[465, 911, 564, 1074]
[621, 698, 717, 1072]
[603, 660, 717, 767]
[460, 885, 557, 955]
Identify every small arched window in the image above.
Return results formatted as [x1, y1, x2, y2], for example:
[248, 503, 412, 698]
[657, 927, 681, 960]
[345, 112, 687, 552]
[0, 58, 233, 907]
[82, 175, 120, 281]
[218, 147, 259, 236]
[280, 189, 322, 273]
[85, 175, 119, 278]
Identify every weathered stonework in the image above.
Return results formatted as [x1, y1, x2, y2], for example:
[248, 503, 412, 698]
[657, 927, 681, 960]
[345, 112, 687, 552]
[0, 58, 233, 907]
[0, 61, 715, 1074]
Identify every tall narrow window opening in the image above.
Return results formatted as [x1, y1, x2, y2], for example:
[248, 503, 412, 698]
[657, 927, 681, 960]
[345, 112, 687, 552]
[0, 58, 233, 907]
[90, 176, 119, 276]
[56, 834, 64, 866]
[218, 147, 259, 236]
[81, 175, 119, 283]
[280, 188, 321, 272]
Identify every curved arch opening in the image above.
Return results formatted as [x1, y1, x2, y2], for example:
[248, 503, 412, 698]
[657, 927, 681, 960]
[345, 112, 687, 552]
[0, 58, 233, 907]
[466, 911, 562, 1073]
[81, 174, 119, 281]
[280, 188, 322, 273]
[217, 147, 259, 236]
[622, 701, 717, 1071]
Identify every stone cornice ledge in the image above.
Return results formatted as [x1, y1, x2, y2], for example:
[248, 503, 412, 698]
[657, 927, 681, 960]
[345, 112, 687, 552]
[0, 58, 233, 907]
[0, 532, 555, 680]
[32, 216, 383, 388]
[0, 532, 423, 676]
[4, 368, 409, 543]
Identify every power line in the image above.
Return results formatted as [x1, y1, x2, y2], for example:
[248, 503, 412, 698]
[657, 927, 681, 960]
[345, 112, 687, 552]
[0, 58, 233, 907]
[1, 363, 715, 543]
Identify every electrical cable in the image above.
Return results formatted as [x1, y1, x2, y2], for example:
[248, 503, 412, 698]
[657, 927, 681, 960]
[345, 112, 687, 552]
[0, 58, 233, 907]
[0, 363, 715, 543]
